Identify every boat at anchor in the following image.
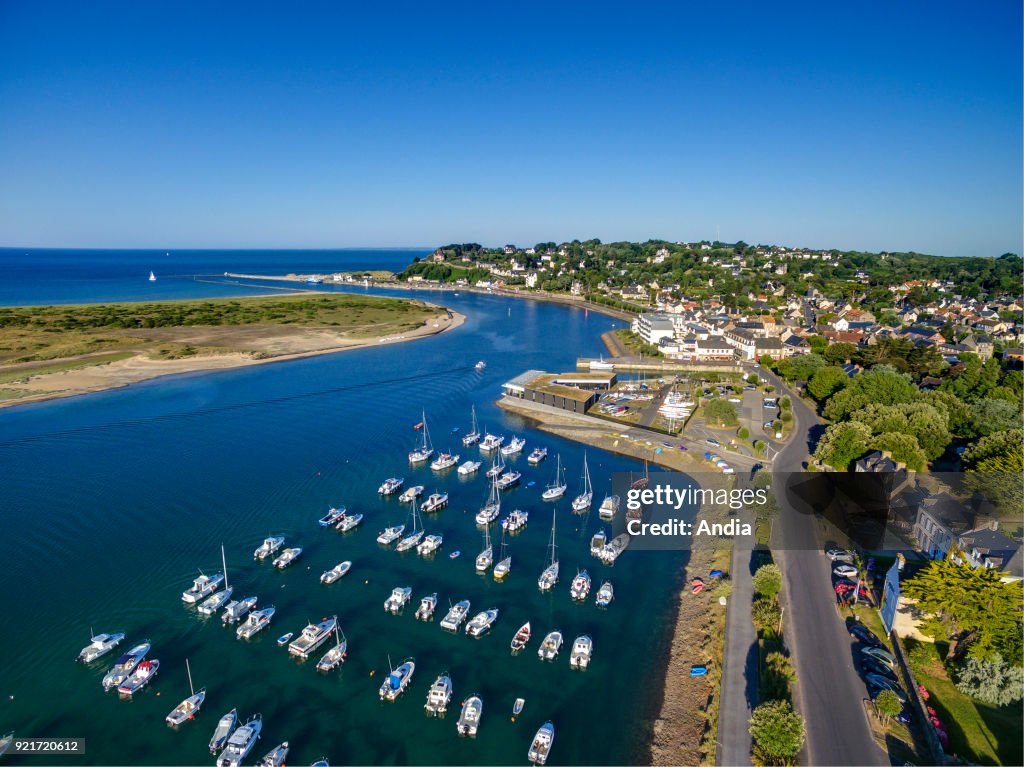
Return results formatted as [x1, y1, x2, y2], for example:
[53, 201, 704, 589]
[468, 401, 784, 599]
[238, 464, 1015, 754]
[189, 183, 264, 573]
[424, 673, 453, 716]
[457, 695, 483, 736]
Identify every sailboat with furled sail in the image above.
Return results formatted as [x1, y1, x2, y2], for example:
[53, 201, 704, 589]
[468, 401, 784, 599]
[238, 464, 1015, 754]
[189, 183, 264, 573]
[198, 545, 233, 615]
[538, 508, 559, 591]
[396, 503, 424, 552]
[475, 524, 493, 573]
[493, 526, 511, 580]
[408, 410, 434, 464]
[475, 473, 501, 526]
[462, 405, 481, 446]
[571, 452, 593, 513]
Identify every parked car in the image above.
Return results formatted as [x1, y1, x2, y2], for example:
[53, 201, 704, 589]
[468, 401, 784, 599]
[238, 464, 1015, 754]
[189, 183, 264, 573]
[826, 548, 854, 562]
[676, 444, 688, 452]
[865, 674, 906, 703]
[833, 564, 859, 578]
[763, 403, 777, 410]
[861, 657, 898, 682]
[728, 397, 742, 403]
[706, 438, 721, 447]
[721, 466, 735, 475]
[848, 623, 883, 646]
[861, 646, 897, 669]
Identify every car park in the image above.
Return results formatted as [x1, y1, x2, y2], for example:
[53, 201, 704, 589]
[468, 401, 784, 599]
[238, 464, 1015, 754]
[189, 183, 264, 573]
[833, 564, 859, 578]
[848, 623, 883, 646]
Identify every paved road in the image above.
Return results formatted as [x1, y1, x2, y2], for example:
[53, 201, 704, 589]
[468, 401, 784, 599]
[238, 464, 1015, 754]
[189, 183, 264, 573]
[761, 366, 888, 766]
[716, 508, 757, 767]
[636, 383, 672, 428]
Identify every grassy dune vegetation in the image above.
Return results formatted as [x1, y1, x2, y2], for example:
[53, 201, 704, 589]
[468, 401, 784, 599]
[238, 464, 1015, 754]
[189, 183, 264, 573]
[0, 294, 440, 365]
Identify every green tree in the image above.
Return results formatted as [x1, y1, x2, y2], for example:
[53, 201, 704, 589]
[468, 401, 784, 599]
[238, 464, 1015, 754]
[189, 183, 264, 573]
[738, 426, 750, 440]
[823, 367, 919, 421]
[749, 699, 805, 766]
[955, 654, 1024, 706]
[970, 398, 1023, 436]
[762, 652, 796, 702]
[874, 690, 903, 723]
[753, 564, 783, 598]
[813, 421, 871, 469]
[807, 366, 848, 402]
[870, 432, 928, 471]
[705, 398, 739, 427]
[824, 342, 858, 364]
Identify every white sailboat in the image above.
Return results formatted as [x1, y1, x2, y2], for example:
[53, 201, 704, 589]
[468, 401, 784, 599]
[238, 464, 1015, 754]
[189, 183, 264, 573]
[408, 411, 434, 464]
[475, 473, 501, 525]
[198, 545, 233, 615]
[148, 270, 156, 282]
[538, 508, 559, 591]
[461, 405, 481, 446]
[475, 524, 493, 573]
[541, 454, 567, 501]
[493, 526, 511, 580]
[396, 503, 424, 552]
[570, 452, 593, 513]
[165, 658, 205, 726]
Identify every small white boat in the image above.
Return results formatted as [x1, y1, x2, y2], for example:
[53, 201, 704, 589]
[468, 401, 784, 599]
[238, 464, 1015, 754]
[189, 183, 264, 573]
[457, 459, 481, 475]
[512, 697, 525, 719]
[273, 547, 302, 569]
[457, 695, 483, 736]
[257, 742, 289, 767]
[335, 512, 363, 532]
[570, 635, 593, 669]
[440, 599, 470, 631]
[527, 447, 548, 465]
[216, 713, 262, 767]
[398, 485, 424, 503]
[500, 436, 526, 456]
[237, 607, 276, 639]
[222, 596, 257, 624]
[198, 587, 234, 615]
[77, 631, 125, 663]
[570, 570, 592, 601]
[117, 658, 159, 695]
[379, 658, 415, 700]
[101, 642, 150, 691]
[181, 571, 224, 603]
[420, 492, 449, 513]
[424, 673, 453, 716]
[475, 360, 486, 371]
[321, 561, 352, 584]
[465, 608, 498, 637]
[209, 709, 237, 754]
[148, 270, 157, 282]
[590, 530, 607, 556]
[599, 533, 630, 564]
[409, 410, 434, 464]
[541, 454, 567, 500]
[596, 581, 614, 607]
[384, 586, 412, 614]
[528, 721, 555, 765]
[462, 405, 481, 446]
[479, 433, 505, 452]
[378, 477, 405, 495]
[537, 631, 563, 661]
[318, 506, 346, 527]
[571, 452, 593, 512]
[415, 593, 438, 621]
[254, 536, 284, 560]
[316, 627, 347, 672]
[501, 508, 528, 533]
[377, 524, 405, 545]
[430, 452, 460, 471]
[275, 633, 293, 646]
[417, 533, 443, 556]
[598, 494, 620, 520]
[495, 471, 521, 490]
[165, 659, 204, 726]
[510, 622, 531, 653]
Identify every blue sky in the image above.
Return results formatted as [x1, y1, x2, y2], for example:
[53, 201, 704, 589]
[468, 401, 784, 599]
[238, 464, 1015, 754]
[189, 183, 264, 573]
[0, 1, 1020, 255]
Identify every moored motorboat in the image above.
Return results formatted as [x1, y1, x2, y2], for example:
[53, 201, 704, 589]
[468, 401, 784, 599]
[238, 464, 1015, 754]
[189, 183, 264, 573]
[377, 524, 405, 545]
[457, 459, 481, 475]
[379, 658, 415, 700]
[479, 433, 504, 452]
[465, 608, 498, 637]
[599, 533, 630, 564]
[198, 586, 233, 615]
[528, 721, 555, 765]
[440, 599, 470, 631]
[417, 533, 443, 556]
[237, 607, 275, 639]
[257, 742, 289, 767]
[320, 561, 352, 584]
[288, 616, 337, 659]
[77, 631, 125, 663]
[398, 485, 423, 503]
[527, 446, 548, 465]
[335, 512, 363, 532]
[495, 470, 521, 490]
[272, 547, 302, 569]
[501, 508, 528, 533]
[102, 641, 150, 691]
[570, 570, 592, 601]
[570, 634, 593, 669]
[510, 622, 531, 653]
[512, 697, 525, 719]
[208, 709, 237, 754]
[384, 586, 412, 614]
[222, 596, 257, 624]
[500, 436, 526, 456]
[420, 492, 449, 513]
[596, 581, 614, 607]
[378, 477, 405, 495]
[117, 658, 159, 695]
[589, 530, 607, 556]
[216, 713, 262, 767]
[537, 631, 563, 661]
[456, 695, 483, 736]
[318, 506, 346, 527]
[430, 451, 460, 471]
[254, 536, 284, 560]
[181, 571, 224, 603]
[598, 493, 620, 520]
[415, 593, 438, 621]
[275, 633, 293, 646]
[424, 673, 453, 716]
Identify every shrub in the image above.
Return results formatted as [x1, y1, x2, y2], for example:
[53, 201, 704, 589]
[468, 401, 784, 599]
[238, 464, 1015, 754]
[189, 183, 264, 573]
[749, 699, 805, 766]
[955, 654, 1024, 706]
[874, 690, 903, 722]
[738, 426, 750, 440]
[753, 564, 783, 598]
[761, 651, 796, 702]
[752, 597, 782, 631]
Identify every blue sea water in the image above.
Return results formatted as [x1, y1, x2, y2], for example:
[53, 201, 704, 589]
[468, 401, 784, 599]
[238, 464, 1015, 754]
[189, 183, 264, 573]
[0, 251, 691, 766]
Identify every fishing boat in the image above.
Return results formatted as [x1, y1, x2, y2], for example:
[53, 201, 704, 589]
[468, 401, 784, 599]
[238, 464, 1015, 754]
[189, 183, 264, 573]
[527, 446, 548, 465]
[570, 570, 592, 601]
[571, 452, 593, 512]
[181, 570, 224, 603]
[461, 406, 481, 446]
[378, 477, 405, 495]
[440, 599, 470, 631]
[199, 546, 234, 615]
[457, 459, 481, 475]
[476, 474, 501, 525]
[501, 508, 528, 533]
[424, 673, 453, 716]
[216, 713, 262, 767]
[537, 631, 563, 661]
[318, 506, 346, 527]
[485, 454, 505, 478]
[208, 709, 237, 754]
[288, 616, 337, 658]
[512, 698, 525, 719]
[598, 494, 620, 520]
[272, 547, 302, 570]
[479, 432, 504, 452]
[475, 360, 486, 371]
[570, 635, 593, 669]
[335, 513, 363, 532]
[457, 696, 483, 736]
[495, 470, 521, 490]
[596, 581, 614, 606]
[590, 530, 607, 556]
[398, 484, 423, 503]
[316, 626, 347, 672]
[430, 451, 460, 471]
[396, 504, 424, 551]
[500, 436, 526, 457]
[275, 633, 293, 646]
[117, 658, 159, 695]
[384, 586, 413, 614]
[408, 410, 434, 464]
[320, 561, 352, 584]
[465, 608, 498, 637]
[420, 492, 449, 513]
[541, 454, 567, 500]
[537, 509, 559, 592]
[510, 622, 531, 653]
[253, 536, 284, 560]
[166, 659, 205, 726]
[417, 533, 443, 556]
[599, 533, 630, 564]
[237, 607, 275, 639]
[415, 593, 438, 621]
[528, 721, 555, 765]
[492, 528, 511, 580]
[377, 524, 405, 545]
[77, 630, 125, 663]
[257, 742, 289, 767]
[475, 525, 494, 573]
[379, 658, 415, 700]
[101, 641, 150, 691]
[148, 270, 157, 282]
[222, 596, 257, 624]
